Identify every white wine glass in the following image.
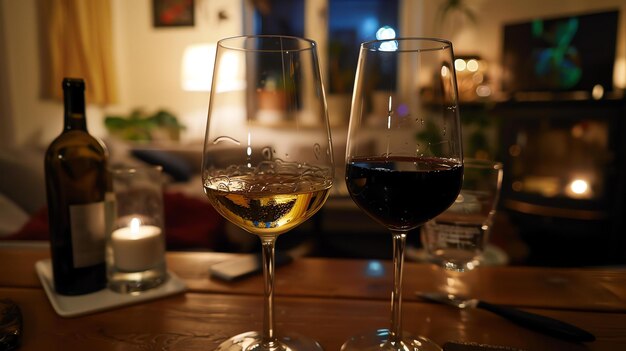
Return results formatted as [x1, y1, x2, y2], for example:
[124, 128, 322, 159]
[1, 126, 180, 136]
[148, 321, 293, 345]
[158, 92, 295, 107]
[202, 35, 334, 351]
[343, 38, 463, 351]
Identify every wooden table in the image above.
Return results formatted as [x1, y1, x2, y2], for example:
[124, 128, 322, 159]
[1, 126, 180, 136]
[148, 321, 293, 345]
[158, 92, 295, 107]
[1, 244, 625, 350]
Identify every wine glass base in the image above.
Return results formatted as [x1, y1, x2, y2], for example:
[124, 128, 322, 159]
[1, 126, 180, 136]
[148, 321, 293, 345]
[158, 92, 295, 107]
[215, 331, 324, 351]
[340, 329, 441, 351]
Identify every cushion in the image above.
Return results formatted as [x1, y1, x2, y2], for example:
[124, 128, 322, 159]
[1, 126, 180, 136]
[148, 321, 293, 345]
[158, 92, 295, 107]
[3, 192, 226, 251]
[131, 149, 193, 182]
[0, 146, 47, 214]
[0, 193, 30, 237]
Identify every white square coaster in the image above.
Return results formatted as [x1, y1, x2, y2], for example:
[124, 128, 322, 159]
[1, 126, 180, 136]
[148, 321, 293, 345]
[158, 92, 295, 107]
[35, 259, 186, 317]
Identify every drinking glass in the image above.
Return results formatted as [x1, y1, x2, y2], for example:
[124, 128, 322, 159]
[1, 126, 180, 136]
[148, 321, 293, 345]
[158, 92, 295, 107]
[202, 35, 334, 351]
[422, 159, 503, 273]
[343, 38, 463, 351]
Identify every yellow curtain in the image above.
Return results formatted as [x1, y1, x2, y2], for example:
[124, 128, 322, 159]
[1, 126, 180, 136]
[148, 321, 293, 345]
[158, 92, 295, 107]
[42, 0, 117, 105]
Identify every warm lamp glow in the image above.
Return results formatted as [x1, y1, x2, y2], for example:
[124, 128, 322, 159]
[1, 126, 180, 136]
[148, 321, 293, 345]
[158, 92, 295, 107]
[454, 58, 467, 72]
[614, 57, 626, 89]
[181, 43, 246, 93]
[181, 43, 217, 92]
[466, 59, 479, 72]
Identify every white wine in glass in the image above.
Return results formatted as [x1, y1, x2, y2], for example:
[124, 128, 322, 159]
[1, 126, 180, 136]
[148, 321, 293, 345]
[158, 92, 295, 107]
[343, 38, 464, 351]
[202, 35, 334, 351]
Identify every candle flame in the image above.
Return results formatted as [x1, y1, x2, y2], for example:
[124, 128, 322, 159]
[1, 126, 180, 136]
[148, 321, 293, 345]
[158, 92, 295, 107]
[130, 218, 141, 234]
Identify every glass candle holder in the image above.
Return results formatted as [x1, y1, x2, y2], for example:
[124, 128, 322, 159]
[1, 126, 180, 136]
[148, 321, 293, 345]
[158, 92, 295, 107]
[106, 165, 167, 293]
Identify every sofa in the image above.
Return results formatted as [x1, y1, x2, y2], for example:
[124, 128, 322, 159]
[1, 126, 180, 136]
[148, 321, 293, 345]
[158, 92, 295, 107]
[0, 139, 228, 251]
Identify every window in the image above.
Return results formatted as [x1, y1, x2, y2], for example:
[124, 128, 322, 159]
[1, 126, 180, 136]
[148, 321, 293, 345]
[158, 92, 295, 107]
[252, 0, 305, 37]
[327, 0, 399, 93]
[249, 0, 400, 94]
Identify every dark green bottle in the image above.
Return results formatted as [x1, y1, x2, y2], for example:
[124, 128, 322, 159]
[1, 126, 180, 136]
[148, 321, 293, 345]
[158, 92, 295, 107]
[44, 78, 108, 295]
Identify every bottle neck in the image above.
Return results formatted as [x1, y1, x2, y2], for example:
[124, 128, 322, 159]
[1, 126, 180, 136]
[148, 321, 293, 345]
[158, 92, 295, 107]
[63, 82, 87, 132]
[64, 113, 88, 132]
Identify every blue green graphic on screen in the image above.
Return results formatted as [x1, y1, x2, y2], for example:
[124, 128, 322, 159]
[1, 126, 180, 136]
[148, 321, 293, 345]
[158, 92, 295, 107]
[502, 10, 618, 93]
[531, 17, 581, 89]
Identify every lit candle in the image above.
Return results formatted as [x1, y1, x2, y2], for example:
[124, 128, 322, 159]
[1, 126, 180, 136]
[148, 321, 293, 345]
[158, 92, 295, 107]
[111, 218, 165, 272]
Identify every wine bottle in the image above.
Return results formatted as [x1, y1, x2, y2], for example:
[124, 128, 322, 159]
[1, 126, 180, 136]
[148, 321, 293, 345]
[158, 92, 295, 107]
[44, 78, 108, 295]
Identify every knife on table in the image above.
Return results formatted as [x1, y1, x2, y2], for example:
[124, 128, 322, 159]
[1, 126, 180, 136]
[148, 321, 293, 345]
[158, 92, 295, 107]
[416, 292, 595, 343]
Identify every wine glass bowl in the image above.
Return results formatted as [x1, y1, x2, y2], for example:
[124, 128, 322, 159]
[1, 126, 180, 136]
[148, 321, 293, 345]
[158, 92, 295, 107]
[346, 156, 463, 231]
[203, 159, 332, 237]
[343, 38, 463, 351]
[202, 35, 333, 351]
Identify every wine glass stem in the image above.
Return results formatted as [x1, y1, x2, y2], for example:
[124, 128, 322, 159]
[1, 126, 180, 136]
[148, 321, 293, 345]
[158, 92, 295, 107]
[261, 237, 278, 348]
[389, 231, 407, 345]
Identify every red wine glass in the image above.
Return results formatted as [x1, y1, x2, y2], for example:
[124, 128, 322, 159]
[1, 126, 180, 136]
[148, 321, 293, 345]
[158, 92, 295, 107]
[343, 38, 464, 351]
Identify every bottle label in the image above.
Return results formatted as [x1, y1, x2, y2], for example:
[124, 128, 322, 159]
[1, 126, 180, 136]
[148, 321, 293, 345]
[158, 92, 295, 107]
[69, 201, 106, 268]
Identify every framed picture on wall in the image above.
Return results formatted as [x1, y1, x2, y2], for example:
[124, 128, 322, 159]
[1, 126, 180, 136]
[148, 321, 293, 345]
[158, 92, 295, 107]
[153, 0, 195, 27]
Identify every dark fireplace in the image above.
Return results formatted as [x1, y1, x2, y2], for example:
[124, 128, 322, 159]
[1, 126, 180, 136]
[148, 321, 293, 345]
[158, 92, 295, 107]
[496, 98, 626, 266]
[492, 9, 625, 266]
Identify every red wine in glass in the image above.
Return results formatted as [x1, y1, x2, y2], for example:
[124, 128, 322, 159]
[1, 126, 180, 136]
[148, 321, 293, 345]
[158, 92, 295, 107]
[346, 156, 463, 230]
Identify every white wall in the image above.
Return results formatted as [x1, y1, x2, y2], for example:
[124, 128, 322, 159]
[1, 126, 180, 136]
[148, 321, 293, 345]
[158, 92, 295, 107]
[112, 0, 243, 142]
[0, 0, 243, 147]
[1, 0, 62, 147]
[1, 0, 625, 147]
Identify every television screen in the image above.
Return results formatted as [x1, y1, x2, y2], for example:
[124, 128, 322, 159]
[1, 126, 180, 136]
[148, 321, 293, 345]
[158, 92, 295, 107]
[501, 10, 619, 93]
